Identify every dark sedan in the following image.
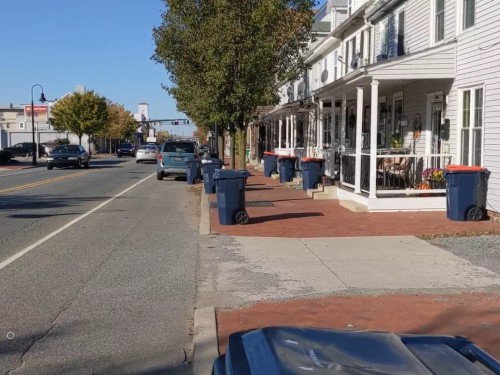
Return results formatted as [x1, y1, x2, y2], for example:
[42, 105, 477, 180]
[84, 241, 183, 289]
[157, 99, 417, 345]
[4, 142, 47, 157]
[46, 145, 90, 170]
[117, 143, 136, 157]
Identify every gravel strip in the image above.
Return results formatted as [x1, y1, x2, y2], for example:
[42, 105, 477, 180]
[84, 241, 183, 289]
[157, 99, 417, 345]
[428, 235, 500, 274]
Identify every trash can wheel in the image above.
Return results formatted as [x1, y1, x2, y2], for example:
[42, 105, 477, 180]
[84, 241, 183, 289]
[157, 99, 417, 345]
[467, 206, 484, 221]
[194, 177, 202, 184]
[235, 211, 249, 225]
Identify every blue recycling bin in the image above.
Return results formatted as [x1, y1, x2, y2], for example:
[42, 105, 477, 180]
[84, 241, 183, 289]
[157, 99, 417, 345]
[263, 153, 279, 177]
[185, 157, 202, 185]
[301, 158, 324, 190]
[201, 159, 224, 194]
[445, 166, 489, 221]
[213, 327, 500, 375]
[214, 169, 250, 225]
[278, 156, 297, 183]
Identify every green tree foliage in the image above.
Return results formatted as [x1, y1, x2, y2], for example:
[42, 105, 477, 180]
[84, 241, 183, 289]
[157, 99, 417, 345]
[153, 0, 315, 168]
[50, 91, 108, 145]
[156, 130, 171, 144]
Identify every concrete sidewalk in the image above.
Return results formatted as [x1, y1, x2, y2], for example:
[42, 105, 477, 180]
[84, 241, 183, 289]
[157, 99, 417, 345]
[193, 170, 500, 373]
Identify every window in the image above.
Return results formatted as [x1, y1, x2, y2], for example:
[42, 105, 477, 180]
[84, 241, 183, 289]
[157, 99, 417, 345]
[366, 28, 371, 65]
[463, 0, 475, 30]
[350, 36, 357, 70]
[460, 87, 483, 166]
[345, 41, 350, 74]
[333, 50, 338, 80]
[19, 122, 25, 129]
[348, 0, 353, 16]
[435, 0, 445, 42]
[396, 10, 405, 56]
[379, 20, 388, 58]
[359, 30, 364, 67]
[323, 112, 332, 148]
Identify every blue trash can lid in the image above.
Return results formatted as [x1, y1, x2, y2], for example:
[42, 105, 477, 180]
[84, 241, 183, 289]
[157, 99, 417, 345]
[213, 169, 250, 180]
[223, 327, 499, 375]
[204, 158, 224, 164]
[185, 157, 200, 163]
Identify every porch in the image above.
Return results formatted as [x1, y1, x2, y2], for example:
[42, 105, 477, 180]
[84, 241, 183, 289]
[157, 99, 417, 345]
[312, 42, 457, 211]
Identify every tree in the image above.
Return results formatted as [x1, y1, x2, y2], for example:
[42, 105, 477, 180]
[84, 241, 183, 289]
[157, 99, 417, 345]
[101, 102, 137, 140]
[50, 91, 108, 145]
[156, 130, 171, 144]
[153, 0, 315, 169]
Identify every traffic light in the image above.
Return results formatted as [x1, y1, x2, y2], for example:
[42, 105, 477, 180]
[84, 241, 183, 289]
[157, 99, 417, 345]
[173, 120, 178, 125]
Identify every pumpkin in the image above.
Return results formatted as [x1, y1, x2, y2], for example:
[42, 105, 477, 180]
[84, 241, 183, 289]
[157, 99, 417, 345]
[416, 182, 431, 197]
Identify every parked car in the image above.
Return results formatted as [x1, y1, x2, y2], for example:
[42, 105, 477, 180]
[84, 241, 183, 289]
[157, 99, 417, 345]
[157, 141, 198, 180]
[117, 143, 136, 157]
[3, 142, 47, 157]
[46, 145, 90, 170]
[136, 144, 158, 163]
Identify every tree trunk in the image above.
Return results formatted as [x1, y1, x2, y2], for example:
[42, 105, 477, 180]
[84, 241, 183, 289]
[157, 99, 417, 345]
[109, 138, 112, 154]
[237, 126, 246, 170]
[229, 132, 235, 169]
[217, 132, 224, 160]
[78, 136, 82, 146]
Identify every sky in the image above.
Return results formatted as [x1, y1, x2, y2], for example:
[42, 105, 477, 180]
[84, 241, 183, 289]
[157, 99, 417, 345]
[0, 0, 193, 136]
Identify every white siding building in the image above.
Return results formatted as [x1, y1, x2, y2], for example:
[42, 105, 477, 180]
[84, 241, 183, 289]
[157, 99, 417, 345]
[253, 0, 500, 218]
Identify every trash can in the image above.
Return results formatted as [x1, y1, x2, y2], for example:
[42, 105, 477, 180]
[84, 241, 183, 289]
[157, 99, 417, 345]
[262, 152, 279, 178]
[214, 169, 250, 225]
[201, 158, 224, 194]
[445, 165, 489, 221]
[185, 157, 202, 185]
[278, 156, 297, 183]
[301, 158, 324, 190]
[213, 326, 500, 375]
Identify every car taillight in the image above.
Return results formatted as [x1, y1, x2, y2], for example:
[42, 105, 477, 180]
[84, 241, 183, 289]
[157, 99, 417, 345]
[158, 154, 163, 161]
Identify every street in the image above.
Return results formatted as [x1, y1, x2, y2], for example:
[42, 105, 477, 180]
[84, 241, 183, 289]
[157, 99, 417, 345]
[0, 158, 198, 374]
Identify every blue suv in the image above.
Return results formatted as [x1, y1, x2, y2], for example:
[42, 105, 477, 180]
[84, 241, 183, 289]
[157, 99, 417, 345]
[157, 141, 198, 180]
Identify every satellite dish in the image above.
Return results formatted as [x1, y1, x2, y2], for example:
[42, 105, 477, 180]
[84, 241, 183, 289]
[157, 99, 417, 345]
[321, 69, 328, 83]
[351, 52, 361, 69]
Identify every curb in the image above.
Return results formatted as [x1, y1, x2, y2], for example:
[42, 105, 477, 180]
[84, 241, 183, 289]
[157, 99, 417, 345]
[193, 306, 219, 375]
[199, 188, 211, 235]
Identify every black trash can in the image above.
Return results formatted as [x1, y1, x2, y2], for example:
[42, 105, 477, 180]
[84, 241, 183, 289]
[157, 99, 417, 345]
[202, 159, 224, 194]
[263, 152, 279, 178]
[213, 326, 500, 375]
[445, 165, 489, 221]
[185, 157, 202, 185]
[214, 169, 250, 225]
[301, 158, 324, 190]
[278, 156, 297, 183]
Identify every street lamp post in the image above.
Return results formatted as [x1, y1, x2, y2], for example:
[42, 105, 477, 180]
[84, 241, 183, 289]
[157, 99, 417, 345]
[31, 84, 47, 166]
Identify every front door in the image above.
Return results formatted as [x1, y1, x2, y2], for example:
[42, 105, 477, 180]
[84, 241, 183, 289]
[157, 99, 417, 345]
[431, 101, 443, 167]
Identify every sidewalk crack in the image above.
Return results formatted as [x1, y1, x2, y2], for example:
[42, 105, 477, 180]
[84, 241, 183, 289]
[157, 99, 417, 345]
[299, 239, 349, 289]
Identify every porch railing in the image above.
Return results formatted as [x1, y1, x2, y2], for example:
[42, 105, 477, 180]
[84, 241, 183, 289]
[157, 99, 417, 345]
[376, 153, 454, 196]
[341, 152, 455, 197]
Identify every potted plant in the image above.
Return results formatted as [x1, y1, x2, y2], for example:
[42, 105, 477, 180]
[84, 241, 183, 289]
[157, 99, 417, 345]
[422, 167, 445, 189]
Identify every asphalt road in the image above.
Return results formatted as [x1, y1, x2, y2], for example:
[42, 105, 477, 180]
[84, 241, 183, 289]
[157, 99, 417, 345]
[0, 158, 199, 374]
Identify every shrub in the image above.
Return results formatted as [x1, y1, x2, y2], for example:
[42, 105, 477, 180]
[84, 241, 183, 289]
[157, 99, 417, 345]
[54, 138, 70, 145]
[0, 150, 12, 164]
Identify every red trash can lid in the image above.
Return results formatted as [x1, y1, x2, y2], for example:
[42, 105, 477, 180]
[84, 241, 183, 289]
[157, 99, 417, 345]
[302, 157, 325, 162]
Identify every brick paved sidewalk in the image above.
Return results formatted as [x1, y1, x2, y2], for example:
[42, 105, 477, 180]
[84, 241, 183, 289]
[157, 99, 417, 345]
[217, 293, 500, 358]
[209, 170, 500, 238]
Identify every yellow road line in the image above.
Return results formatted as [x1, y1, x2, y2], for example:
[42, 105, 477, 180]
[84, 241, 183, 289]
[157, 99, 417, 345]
[0, 170, 93, 195]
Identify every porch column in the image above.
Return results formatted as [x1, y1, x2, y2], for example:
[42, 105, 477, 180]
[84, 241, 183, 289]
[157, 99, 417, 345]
[291, 114, 296, 151]
[318, 100, 324, 154]
[369, 80, 379, 199]
[330, 96, 336, 177]
[340, 93, 347, 182]
[354, 86, 364, 194]
[286, 115, 291, 150]
[278, 116, 283, 150]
